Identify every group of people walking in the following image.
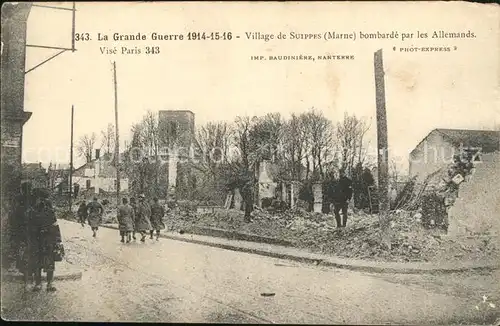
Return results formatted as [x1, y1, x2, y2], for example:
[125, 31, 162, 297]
[77, 194, 166, 243]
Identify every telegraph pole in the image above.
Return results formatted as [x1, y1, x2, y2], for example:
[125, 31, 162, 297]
[113, 61, 120, 205]
[374, 49, 391, 249]
[69, 104, 74, 211]
[71, 2, 76, 52]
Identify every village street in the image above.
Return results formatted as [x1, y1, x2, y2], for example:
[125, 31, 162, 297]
[2, 219, 499, 324]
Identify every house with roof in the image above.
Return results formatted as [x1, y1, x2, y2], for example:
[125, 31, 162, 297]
[409, 128, 499, 182]
[72, 149, 129, 196]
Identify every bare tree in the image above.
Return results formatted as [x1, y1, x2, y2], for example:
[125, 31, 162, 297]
[253, 113, 285, 162]
[77, 133, 97, 163]
[193, 121, 233, 203]
[389, 158, 402, 184]
[227, 116, 260, 221]
[100, 123, 115, 155]
[281, 113, 309, 181]
[196, 121, 232, 171]
[299, 109, 335, 180]
[336, 112, 370, 176]
[122, 111, 164, 198]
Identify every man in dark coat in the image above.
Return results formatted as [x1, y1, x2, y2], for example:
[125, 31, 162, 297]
[15, 182, 33, 277]
[332, 169, 353, 228]
[86, 197, 104, 237]
[130, 197, 138, 240]
[24, 188, 63, 292]
[77, 201, 88, 227]
[135, 194, 152, 242]
[117, 198, 135, 243]
[149, 198, 165, 240]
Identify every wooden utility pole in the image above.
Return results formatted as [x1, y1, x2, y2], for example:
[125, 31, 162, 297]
[69, 104, 74, 211]
[113, 61, 120, 205]
[71, 2, 76, 52]
[374, 49, 391, 249]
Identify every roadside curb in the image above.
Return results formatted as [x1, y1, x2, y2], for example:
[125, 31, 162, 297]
[2, 271, 83, 282]
[184, 225, 294, 247]
[95, 222, 500, 274]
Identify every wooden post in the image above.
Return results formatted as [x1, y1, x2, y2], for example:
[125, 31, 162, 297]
[71, 2, 76, 52]
[374, 49, 391, 249]
[113, 61, 120, 205]
[69, 105, 74, 211]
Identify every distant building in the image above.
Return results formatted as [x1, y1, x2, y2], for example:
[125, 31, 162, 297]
[47, 163, 71, 193]
[72, 149, 129, 196]
[409, 128, 499, 182]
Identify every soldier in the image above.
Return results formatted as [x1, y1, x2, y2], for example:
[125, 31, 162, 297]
[77, 201, 88, 227]
[117, 198, 135, 243]
[86, 197, 104, 237]
[149, 198, 165, 241]
[130, 197, 138, 241]
[24, 188, 64, 292]
[332, 169, 353, 228]
[135, 194, 152, 242]
[15, 182, 33, 281]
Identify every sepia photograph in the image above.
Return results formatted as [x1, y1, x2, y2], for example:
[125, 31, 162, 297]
[1, 1, 499, 324]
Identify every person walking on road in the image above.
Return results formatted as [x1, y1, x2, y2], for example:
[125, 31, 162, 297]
[135, 194, 152, 242]
[130, 197, 138, 241]
[86, 197, 104, 237]
[77, 201, 88, 227]
[332, 169, 353, 228]
[117, 198, 135, 243]
[23, 188, 64, 292]
[149, 198, 165, 241]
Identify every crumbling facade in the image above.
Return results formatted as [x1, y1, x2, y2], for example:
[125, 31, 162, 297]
[448, 152, 500, 238]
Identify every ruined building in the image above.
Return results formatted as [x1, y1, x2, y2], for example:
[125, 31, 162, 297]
[409, 128, 500, 183]
[158, 110, 197, 199]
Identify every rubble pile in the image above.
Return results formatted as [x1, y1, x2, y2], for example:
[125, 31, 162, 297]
[167, 205, 499, 263]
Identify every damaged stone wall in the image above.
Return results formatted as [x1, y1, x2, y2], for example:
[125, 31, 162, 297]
[448, 152, 500, 237]
[1, 3, 33, 268]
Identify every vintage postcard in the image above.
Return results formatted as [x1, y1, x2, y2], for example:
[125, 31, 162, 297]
[1, 1, 499, 324]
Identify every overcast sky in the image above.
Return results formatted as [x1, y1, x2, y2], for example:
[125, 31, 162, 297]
[22, 2, 499, 172]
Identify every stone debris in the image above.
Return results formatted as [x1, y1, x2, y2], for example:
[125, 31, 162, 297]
[164, 205, 499, 264]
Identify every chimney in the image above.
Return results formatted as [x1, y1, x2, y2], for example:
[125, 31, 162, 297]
[95, 149, 101, 160]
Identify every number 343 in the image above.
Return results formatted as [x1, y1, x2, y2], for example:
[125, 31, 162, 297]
[74, 33, 91, 41]
[145, 46, 160, 54]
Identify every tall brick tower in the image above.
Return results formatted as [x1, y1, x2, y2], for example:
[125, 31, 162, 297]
[158, 110, 195, 199]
